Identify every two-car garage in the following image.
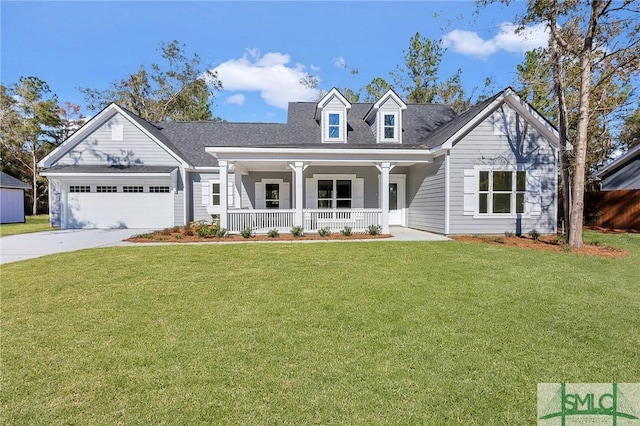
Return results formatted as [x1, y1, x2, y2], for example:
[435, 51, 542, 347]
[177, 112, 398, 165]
[43, 166, 180, 229]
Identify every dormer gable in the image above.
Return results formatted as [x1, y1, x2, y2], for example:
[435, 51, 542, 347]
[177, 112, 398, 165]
[315, 88, 352, 143]
[365, 89, 407, 144]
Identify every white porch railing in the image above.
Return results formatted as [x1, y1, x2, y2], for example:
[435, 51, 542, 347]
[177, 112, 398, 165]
[304, 209, 382, 233]
[227, 209, 296, 233]
[226, 208, 383, 234]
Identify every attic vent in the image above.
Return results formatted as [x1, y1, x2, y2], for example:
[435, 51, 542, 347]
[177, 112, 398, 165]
[112, 125, 124, 141]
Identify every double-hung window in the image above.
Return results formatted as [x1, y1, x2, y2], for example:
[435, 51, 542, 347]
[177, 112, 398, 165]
[381, 113, 399, 142]
[478, 170, 526, 215]
[324, 111, 345, 142]
[317, 179, 352, 209]
[211, 182, 221, 206]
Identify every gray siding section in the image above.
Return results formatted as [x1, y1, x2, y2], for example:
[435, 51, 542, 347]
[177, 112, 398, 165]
[57, 112, 180, 167]
[242, 172, 292, 208]
[49, 179, 62, 227]
[448, 108, 557, 235]
[173, 173, 185, 226]
[601, 157, 640, 190]
[304, 166, 382, 208]
[190, 172, 219, 222]
[407, 156, 446, 233]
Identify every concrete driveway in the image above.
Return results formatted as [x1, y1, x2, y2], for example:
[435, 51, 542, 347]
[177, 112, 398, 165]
[0, 229, 150, 264]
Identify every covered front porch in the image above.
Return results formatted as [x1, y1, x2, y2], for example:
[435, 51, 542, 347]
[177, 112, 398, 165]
[204, 146, 439, 234]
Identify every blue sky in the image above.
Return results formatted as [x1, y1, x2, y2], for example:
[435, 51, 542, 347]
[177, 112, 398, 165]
[1, 1, 547, 123]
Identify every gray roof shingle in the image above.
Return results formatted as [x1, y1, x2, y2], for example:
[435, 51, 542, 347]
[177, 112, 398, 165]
[94, 89, 517, 167]
[0, 171, 30, 189]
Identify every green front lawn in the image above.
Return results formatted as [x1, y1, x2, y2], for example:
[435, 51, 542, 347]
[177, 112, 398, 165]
[2, 233, 639, 424]
[0, 214, 51, 236]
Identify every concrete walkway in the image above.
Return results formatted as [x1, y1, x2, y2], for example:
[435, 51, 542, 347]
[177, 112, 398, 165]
[0, 227, 448, 265]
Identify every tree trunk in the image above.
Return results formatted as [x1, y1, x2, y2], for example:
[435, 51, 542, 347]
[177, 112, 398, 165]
[31, 148, 38, 216]
[550, 29, 572, 237]
[568, 0, 600, 248]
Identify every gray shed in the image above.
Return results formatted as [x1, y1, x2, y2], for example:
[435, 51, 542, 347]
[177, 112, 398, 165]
[0, 172, 29, 224]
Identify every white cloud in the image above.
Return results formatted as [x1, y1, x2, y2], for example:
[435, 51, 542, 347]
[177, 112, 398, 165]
[442, 22, 549, 60]
[333, 56, 346, 69]
[225, 94, 245, 106]
[212, 50, 320, 110]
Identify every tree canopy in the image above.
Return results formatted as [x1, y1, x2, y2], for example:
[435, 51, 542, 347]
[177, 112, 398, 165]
[80, 40, 222, 122]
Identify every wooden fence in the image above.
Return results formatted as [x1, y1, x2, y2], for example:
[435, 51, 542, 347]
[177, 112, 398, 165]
[583, 190, 640, 230]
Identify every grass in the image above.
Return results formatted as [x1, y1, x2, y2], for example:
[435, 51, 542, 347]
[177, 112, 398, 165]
[0, 215, 51, 236]
[1, 231, 639, 424]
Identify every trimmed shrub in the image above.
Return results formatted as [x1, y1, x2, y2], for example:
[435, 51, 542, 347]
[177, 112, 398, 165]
[267, 229, 279, 238]
[318, 227, 331, 237]
[367, 224, 382, 235]
[240, 228, 252, 239]
[290, 226, 304, 237]
[340, 226, 352, 237]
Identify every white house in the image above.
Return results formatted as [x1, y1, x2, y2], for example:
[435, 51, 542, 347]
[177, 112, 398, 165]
[39, 87, 559, 235]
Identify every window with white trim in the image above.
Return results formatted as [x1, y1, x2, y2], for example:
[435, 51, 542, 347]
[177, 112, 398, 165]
[123, 186, 143, 193]
[211, 182, 220, 206]
[478, 170, 526, 215]
[149, 186, 170, 193]
[96, 186, 117, 193]
[69, 185, 91, 193]
[265, 183, 280, 209]
[317, 179, 352, 209]
[323, 111, 345, 142]
[382, 113, 398, 141]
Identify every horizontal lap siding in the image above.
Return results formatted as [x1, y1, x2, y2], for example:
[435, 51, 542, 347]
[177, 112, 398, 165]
[407, 157, 445, 233]
[173, 173, 184, 226]
[57, 112, 179, 166]
[303, 166, 381, 208]
[191, 173, 219, 222]
[449, 112, 557, 235]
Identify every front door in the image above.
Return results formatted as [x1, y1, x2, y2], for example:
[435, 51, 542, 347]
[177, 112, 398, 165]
[388, 175, 406, 226]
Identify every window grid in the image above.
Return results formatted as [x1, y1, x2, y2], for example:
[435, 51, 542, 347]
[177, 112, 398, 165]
[479, 170, 526, 215]
[211, 183, 220, 206]
[383, 114, 396, 139]
[149, 186, 170, 193]
[328, 113, 340, 139]
[123, 186, 143, 193]
[96, 186, 117, 193]
[69, 185, 91, 193]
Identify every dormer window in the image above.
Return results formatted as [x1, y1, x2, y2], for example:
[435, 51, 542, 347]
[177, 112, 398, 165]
[364, 89, 407, 144]
[316, 88, 351, 144]
[328, 113, 341, 139]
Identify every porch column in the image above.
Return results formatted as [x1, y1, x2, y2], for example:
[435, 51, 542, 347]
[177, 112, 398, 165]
[291, 161, 304, 227]
[219, 160, 228, 229]
[380, 162, 390, 234]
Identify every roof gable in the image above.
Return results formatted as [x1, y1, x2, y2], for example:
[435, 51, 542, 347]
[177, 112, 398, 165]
[426, 88, 559, 152]
[39, 103, 190, 168]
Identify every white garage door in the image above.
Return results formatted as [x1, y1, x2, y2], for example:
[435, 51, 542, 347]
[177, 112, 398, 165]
[66, 193, 173, 229]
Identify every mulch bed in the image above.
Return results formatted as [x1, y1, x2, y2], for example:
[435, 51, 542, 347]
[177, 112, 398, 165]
[128, 230, 392, 243]
[451, 234, 627, 258]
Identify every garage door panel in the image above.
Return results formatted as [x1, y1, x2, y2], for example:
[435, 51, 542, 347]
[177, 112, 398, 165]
[67, 193, 173, 229]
